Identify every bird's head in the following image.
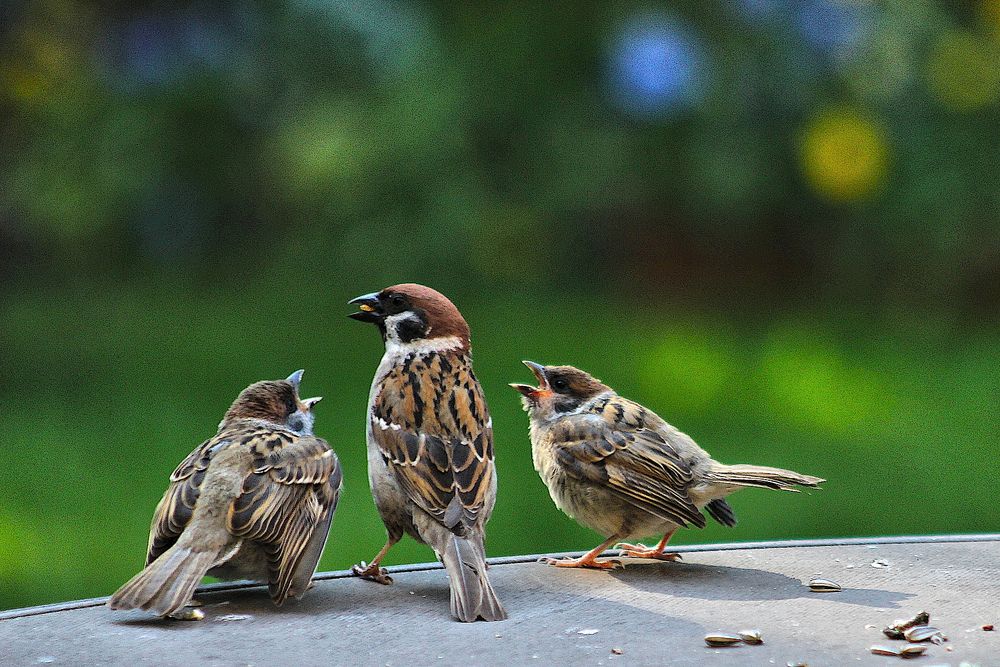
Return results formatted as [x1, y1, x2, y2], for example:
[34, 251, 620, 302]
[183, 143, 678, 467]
[348, 283, 471, 352]
[221, 370, 322, 434]
[510, 361, 611, 419]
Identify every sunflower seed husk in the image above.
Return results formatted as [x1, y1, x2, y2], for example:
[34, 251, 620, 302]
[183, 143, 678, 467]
[738, 629, 763, 645]
[808, 578, 842, 592]
[216, 613, 253, 622]
[870, 645, 902, 656]
[904, 625, 946, 643]
[900, 645, 928, 658]
[884, 611, 931, 639]
[786, 662, 808, 667]
[704, 633, 742, 647]
[168, 608, 205, 621]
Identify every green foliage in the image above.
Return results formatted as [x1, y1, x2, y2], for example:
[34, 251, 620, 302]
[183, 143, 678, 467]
[0, 0, 997, 611]
[0, 284, 996, 611]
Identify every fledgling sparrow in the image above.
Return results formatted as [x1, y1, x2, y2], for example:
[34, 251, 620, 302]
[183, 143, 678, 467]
[511, 362, 824, 569]
[348, 284, 506, 622]
[108, 370, 342, 617]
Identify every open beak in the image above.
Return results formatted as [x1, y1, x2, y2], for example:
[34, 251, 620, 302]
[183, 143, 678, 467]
[509, 360, 551, 398]
[286, 369, 305, 389]
[300, 396, 322, 411]
[348, 292, 384, 323]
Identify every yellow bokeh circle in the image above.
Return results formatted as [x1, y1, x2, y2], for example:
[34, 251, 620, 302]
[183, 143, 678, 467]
[800, 108, 889, 202]
[926, 29, 1000, 112]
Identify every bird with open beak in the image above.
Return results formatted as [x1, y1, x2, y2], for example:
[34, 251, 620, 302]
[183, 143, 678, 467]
[512, 362, 824, 569]
[348, 284, 506, 622]
[108, 370, 341, 617]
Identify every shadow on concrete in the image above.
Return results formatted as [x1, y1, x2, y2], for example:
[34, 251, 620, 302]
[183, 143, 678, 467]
[608, 561, 914, 609]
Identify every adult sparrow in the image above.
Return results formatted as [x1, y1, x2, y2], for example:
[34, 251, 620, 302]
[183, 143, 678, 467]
[348, 284, 506, 622]
[511, 362, 823, 569]
[108, 370, 341, 617]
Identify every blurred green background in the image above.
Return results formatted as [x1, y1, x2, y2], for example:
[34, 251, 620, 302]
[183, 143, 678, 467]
[1, 0, 998, 611]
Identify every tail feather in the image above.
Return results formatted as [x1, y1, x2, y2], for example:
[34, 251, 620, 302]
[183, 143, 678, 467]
[107, 545, 219, 617]
[441, 535, 507, 623]
[706, 498, 738, 527]
[707, 464, 824, 491]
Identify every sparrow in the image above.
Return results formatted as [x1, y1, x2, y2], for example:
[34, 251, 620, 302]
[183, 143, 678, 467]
[108, 370, 342, 617]
[511, 362, 824, 569]
[348, 283, 506, 622]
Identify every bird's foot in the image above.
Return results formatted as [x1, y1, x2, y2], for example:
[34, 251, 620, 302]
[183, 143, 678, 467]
[538, 555, 623, 570]
[352, 561, 393, 585]
[614, 542, 683, 561]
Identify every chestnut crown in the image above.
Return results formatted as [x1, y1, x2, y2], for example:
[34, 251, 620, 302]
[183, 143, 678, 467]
[349, 283, 470, 347]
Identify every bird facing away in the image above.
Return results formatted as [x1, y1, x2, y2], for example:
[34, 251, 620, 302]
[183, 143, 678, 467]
[348, 283, 507, 622]
[107, 370, 342, 617]
[511, 362, 824, 569]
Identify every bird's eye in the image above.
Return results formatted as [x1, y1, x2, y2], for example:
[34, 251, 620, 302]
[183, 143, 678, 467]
[551, 378, 568, 392]
[391, 295, 406, 308]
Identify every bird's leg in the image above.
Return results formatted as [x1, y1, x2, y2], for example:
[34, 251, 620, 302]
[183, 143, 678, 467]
[616, 529, 682, 561]
[352, 538, 398, 584]
[539, 535, 623, 570]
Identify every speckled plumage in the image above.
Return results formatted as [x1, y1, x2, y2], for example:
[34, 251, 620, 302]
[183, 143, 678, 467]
[514, 363, 824, 569]
[350, 284, 506, 622]
[108, 375, 341, 616]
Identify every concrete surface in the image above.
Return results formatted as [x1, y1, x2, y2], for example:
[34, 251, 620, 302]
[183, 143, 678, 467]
[1, 535, 998, 666]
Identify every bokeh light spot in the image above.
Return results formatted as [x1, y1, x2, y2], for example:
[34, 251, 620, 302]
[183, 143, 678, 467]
[0, 510, 45, 584]
[795, 0, 874, 57]
[800, 107, 888, 201]
[640, 328, 734, 414]
[608, 14, 709, 119]
[761, 326, 890, 436]
[925, 30, 1000, 112]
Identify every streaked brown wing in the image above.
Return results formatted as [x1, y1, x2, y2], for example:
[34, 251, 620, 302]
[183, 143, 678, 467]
[372, 354, 494, 533]
[372, 423, 492, 530]
[146, 436, 219, 565]
[550, 415, 706, 528]
[227, 432, 342, 603]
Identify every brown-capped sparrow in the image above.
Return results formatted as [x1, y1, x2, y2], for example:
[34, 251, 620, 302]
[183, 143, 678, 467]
[348, 284, 506, 622]
[511, 362, 823, 569]
[108, 370, 341, 617]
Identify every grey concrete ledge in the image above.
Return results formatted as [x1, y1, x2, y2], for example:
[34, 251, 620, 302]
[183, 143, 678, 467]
[2, 534, 998, 666]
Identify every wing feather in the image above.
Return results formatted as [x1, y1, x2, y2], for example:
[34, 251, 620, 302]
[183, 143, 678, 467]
[227, 433, 342, 603]
[372, 352, 495, 534]
[146, 437, 218, 565]
[551, 412, 706, 528]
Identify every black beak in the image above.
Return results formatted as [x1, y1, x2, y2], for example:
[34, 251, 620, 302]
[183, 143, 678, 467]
[348, 292, 383, 323]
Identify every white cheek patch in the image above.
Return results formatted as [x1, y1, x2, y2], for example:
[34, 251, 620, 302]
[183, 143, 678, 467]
[383, 311, 421, 343]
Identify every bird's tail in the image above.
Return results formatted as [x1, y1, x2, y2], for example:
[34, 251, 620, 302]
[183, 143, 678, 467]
[441, 534, 507, 623]
[705, 463, 824, 492]
[107, 544, 220, 617]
